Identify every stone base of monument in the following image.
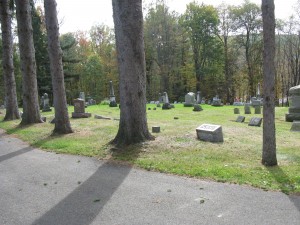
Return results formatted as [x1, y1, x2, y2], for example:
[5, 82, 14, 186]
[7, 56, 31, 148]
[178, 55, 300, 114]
[109, 101, 118, 107]
[193, 104, 203, 111]
[286, 113, 300, 122]
[162, 103, 172, 110]
[290, 121, 300, 131]
[211, 100, 223, 107]
[196, 124, 223, 143]
[72, 112, 92, 118]
[42, 108, 52, 112]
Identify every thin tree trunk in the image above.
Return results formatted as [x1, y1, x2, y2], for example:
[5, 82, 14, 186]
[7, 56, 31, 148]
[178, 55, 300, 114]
[15, 0, 43, 125]
[44, 0, 73, 134]
[262, 0, 277, 166]
[112, 0, 153, 146]
[0, 0, 20, 121]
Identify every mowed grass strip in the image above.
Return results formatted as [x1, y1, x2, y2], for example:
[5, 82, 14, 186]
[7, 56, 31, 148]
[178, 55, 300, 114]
[0, 104, 299, 194]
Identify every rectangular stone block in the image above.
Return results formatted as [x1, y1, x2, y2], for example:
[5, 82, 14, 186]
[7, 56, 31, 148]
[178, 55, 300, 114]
[196, 124, 223, 143]
[248, 117, 262, 127]
[236, 116, 245, 123]
[72, 112, 91, 118]
[290, 121, 300, 132]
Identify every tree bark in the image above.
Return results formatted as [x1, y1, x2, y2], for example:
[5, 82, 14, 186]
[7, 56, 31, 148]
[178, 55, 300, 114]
[112, 0, 153, 146]
[261, 0, 277, 166]
[15, 0, 43, 125]
[0, 0, 20, 121]
[44, 0, 73, 134]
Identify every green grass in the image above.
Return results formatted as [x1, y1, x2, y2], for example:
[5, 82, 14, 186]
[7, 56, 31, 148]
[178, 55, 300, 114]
[0, 104, 299, 194]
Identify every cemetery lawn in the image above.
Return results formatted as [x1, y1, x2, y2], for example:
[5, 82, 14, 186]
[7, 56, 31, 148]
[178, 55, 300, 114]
[0, 104, 299, 194]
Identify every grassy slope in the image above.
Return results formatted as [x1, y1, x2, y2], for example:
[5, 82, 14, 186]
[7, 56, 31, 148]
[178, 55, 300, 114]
[0, 104, 299, 194]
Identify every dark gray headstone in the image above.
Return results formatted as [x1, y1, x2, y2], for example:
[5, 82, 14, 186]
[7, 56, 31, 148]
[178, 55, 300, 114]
[196, 124, 223, 143]
[42, 93, 52, 112]
[244, 103, 251, 114]
[286, 85, 300, 122]
[72, 98, 91, 118]
[248, 117, 262, 127]
[234, 108, 240, 114]
[236, 116, 245, 123]
[152, 126, 160, 133]
[193, 104, 203, 112]
[254, 106, 261, 114]
[290, 121, 300, 132]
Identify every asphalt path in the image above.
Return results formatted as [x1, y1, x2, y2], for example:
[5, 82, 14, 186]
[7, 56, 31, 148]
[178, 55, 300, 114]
[0, 129, 299, 225]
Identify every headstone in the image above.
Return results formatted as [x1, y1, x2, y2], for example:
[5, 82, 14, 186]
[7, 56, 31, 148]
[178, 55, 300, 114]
[158, 93, 163, 103]
[233, 102, 244, 106]
[207, 100, 211, 105]
[40, 95, 44, 108]
[152, 126, 160, 133]
[72, 99, 91, 118]
[196, 91, 201, 104]
[94, 115, 111, 120]
[234, 108, 240, 114]
[244, 103, 251, 114]
[42, 93, 52, 112]
[196, 124, 223, 143]
[193, 104, 203, 112]
[184, 92, 196, 107]
[162, 92, 169, 104]
[236, 116, 245, 123]
[248, 117, 263, 127]
[211, 95, 222, 106]
[109, 81, 118, 107]
[254, 105, 261, 114]
[290, 121, 300, 132]
[162, 92, 171, 110]
[286, 85, 300, 122]
[201, 100, 206, 105]
[79, 92, 85, 101]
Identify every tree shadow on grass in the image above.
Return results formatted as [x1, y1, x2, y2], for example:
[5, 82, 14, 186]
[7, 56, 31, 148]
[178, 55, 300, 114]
[267, 166, 300, 212]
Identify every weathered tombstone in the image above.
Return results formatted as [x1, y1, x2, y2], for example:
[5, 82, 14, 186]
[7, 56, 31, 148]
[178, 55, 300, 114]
[244, 103, 251, 114]
[109, 81, 118, 107]
[234, 108, 240, 114]
[196, 124, 223, 143]
[79, 92, 85, 101]
[251, 83, 263, 107]
[158, 93, 163, 103]
[196, 91, 201, 104]
[236, 116, 245, 123]
[248, 117, 263, 127]
[207, 100, 211, 105]
[42, 93, 52, 112]
[184, 92, 196, 107]
[201, 100, 206, 105]
[286, 85, 300, 122]
[72, 99, 91, 118]
[162, 92, 171, 110]
[254, 105, 261, 114]
[290, 121, 300, 132]
[211, 95, 222, 106]
[40, 95, 44, 108]
[152, 126, 160, 133]
[193, 104, 203, 112]
[94, 115, 111, 120]
[233, 102, 244, 106]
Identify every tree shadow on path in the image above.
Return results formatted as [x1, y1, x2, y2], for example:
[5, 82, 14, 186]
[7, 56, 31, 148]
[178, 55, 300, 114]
[32, 146, 141, 225]
[267, 166, 300, 213]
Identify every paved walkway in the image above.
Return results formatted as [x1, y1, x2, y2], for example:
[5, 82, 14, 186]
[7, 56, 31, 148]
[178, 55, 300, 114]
[0, 129, 299, 225]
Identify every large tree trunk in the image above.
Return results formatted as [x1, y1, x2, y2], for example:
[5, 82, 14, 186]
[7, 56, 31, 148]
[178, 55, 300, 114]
[15, 0, 43, 125]
[0, 0, 20, 121]
[44, 0, 73, 134]
[261, 0, 277, 166]
[112, 0, 153, 146]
